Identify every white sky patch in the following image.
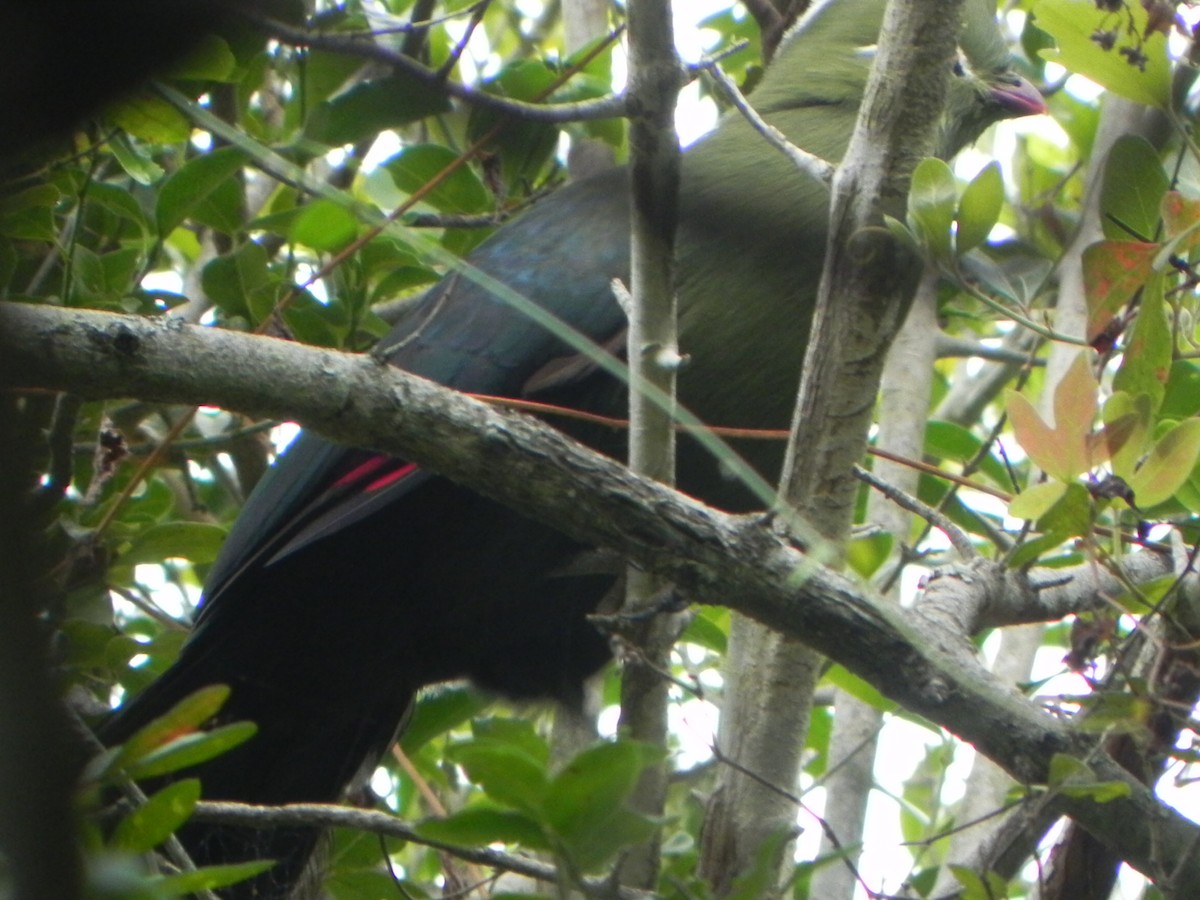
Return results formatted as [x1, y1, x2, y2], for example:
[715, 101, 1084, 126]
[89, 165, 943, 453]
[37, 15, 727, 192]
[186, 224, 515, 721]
[371, 765, 398, 804]
[676, 79, 720, 148]
[362, 129, 403, 174]
[669, 695, 719, 769]
[141, 269, 184, 296]
[295, 262, 329, 303]
[123, 564, 195, 621]
[190, 100, 214, 151]
[272, 421, 302, 456]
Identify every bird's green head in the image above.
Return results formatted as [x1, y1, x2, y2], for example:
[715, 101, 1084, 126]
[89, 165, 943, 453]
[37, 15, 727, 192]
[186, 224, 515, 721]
[939, 0, 1046, 155]
[757, 0, 1045, 159]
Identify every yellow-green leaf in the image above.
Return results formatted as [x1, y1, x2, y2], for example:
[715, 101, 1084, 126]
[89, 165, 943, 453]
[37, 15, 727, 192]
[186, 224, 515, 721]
[1130, 418, 1200, 508]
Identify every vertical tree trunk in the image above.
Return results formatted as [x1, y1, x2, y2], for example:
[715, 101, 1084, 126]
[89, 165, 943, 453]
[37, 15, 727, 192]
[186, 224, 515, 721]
[812, 268, 941, 899]
[701, 1, 967, 893]
[620, 0, 683, 887]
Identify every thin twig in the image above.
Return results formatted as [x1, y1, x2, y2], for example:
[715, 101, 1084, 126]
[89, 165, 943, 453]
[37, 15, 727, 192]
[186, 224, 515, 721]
[854, 464, 979, 560]
[191, 801, 654, 899]
[707, 743, 876, 897]
[697, 57, 834, 184]
[242, 10, 629, 124]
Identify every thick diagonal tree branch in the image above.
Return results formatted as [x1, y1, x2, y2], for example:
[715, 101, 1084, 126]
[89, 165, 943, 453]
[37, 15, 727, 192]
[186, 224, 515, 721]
[1, 300, 1196, 886]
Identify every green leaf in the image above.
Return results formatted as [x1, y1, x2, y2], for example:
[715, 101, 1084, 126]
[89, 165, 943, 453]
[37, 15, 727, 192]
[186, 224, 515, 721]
[1076, 691, 1151, 733]
[1087, 411, 1140, 475]
[949, 865, 1010, 900]
[1047, 751, 1091, 787]
[955, 162, 1004, 253]
[1130, 418, 1200, 508]
[201, 241, 271, 320]
[497, 58, 559, 100]
[281, 292, 341, 348]
[121, 475, 176, 524]
[1051, 90, 1100, 157]
[543, 740, 662, 868]
[166, 34, 238, 82]
[846, 530, 893, 579]
[470, 717, 549, 766]
[1058, 780, 1131, 802]
[545, 741, 652, 831]
[304, 75, 450, 148]
[883, 214, 921, 254]
[1109, 574, 1176, 616]
[242, 207, 300, 238]
[89, 183, 152, 241]
[289, 199, 359, 252]
[1174, 467, 1200, 514]
[114, 685, 233, 769]
[1102, 391, 1152, 481]
[398, 687, 491, 754]
[1048, 749, 1134, 801]
[71, 245, 110, 304]
[907, 157, 957, 262]
[1037, 481, 1093, 537]
[901, 742, 954, 845]
[725, 828, 799, 900]
[156, 147, 249, 235]
[323, 827, 410, 897]
[680, 606, 728, 654]
[369, 263, 440, 303]
[568, 808, 659, 872]
[107, 132, 165, 185]
[0, 184, 60, 241]
[1007, 529, 1074, 568]
[415, 805, 549, 849]
[60, 620, 120, 670]
[119, 521, 227, 567]
[447, 740, 549, 814]
[1008, 479, 1068, 521]
[295, 50, 363, 110]
[1054, 352, 1099, 437]
[358, 236, 424, 278]
[824, 665, 897, 712]
[152, 860, 275, 895]
[125, 721, 258, 781]
[1162, 361, 1200, 419]
[384, 145, 490, 215]
[1045, 748, 1131, 804]
[1113, 272, 1170, 409]
[112, 779, 200, 852]
[465, 59, 563, 190]
[1035, 0, 1171, 109]
[107, 91, 192, 144]
[924, 420, 1009, 486]
[1100, 136, 1167, 241]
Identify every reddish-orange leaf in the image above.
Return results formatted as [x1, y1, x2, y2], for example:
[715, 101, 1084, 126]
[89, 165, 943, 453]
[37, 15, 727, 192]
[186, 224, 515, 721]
[1082, 240, 1157, 342]
[1160, 191, 1200, 238]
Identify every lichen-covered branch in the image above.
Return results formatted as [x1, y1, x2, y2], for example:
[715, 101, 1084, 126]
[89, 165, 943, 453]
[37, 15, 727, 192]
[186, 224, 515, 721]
[2, 301, 1198, 884]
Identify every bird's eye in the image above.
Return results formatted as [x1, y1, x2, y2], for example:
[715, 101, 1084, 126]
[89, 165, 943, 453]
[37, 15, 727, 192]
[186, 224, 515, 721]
[952, 57, 967, 78]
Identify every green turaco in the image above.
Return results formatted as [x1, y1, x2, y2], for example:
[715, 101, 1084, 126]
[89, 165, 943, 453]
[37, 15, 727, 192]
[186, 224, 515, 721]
[100, 1, 1043, 895]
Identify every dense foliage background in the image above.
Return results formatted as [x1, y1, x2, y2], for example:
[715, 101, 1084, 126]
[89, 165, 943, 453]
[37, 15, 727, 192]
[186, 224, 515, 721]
[4, 0, 1200, 898]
